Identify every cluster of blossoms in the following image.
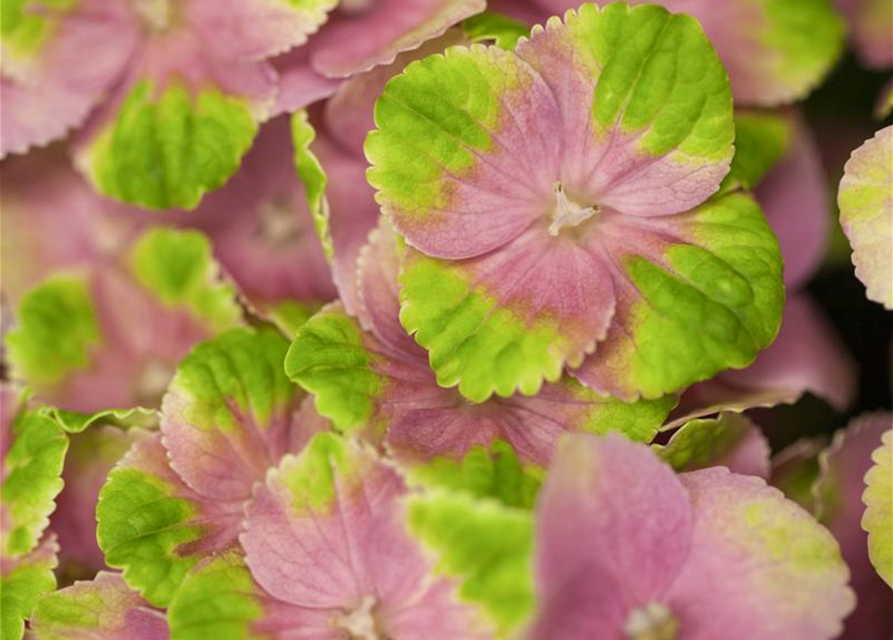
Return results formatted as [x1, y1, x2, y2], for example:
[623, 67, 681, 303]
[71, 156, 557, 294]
[1, 1, 891, 639]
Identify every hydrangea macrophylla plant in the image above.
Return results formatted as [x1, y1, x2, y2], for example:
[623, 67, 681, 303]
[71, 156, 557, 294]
[4, 227, 242, 412]
[526, 433, 855, 640]
[494, 0, 845, 105]
[30, 571, 168, 640]
[166, 432, 532, 639]
[96, 327, 318, 607]
[862, 425, 892, 588]
[367, 3, 785, 403]
[838, 126, 893, 309]
[1, 385, 67, 640]
[286, 219, 675, 466]
[807, 414, 893, 640]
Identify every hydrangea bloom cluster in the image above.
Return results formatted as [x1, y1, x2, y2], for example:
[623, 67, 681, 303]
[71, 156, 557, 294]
[1, 2, 891, 640]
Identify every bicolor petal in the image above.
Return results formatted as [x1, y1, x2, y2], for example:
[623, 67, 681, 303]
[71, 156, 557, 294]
[838, 126, 893, 309]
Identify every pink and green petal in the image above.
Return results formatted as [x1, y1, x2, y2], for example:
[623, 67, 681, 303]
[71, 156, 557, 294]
[862, 426, 893, 587]
[168, 552, 336, 640]
[242, 433, 491, 636]
[666, 468, 855, 640]
[838, 126, 893, 309]
[1, 408, 68, 559]
[530, 434, 693, 639]
[5, 228, 243, 412]
[307, 0, 485, 78]
[403, 441, 543, 510]
[528, 0, 845, 106]
[722, 112, 791, 193]
[51, 425, 142, 574]
[677, 293, 857, 417]
[96, 431, 243, 607]
[0, 0, 137, 158]
[573, 193, 784, 400]
[0, 535, 59, 640]
[30, 571, 168, 640]
[462, 12, 530, 50]
[755, 113, 830, 290]
[815, 414, 893, 639]
[405, 490, 533, 635]
[655, 413, 771, 479]
[161, 327, 309, 501]
[399, 231, 616, 402]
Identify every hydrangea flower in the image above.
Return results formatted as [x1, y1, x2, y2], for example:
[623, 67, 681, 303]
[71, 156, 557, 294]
[166, 432, 530, 639]
[1, 385, 67, 640]
[96, 327, 317, 606]
[30, 571, 168, 640]
[838, 126, 893, 309]
[495, 0, 845, 105]
[526, 433, 855, 640]
[367, 3, 784, 403]
[862, 424, 892, 588]
[4, 228, 242, 412]
[287, 219, 675, 466]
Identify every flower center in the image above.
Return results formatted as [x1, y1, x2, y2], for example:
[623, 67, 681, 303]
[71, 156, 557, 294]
[624, 602, 679, 640]
[257, 199, 303, 248]
[135, 359, 174, 406]
[135, 0, 173, 31]
[548, 183, 599, 236]
[335, 596, 386, 640]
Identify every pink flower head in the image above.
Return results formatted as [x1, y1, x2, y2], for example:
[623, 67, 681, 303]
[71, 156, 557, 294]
[528, 433, 855, 640]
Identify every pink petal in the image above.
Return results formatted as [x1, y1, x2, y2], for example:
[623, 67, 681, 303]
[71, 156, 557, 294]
[270, 48, 344, 115]
[755, 112, 830, 290]
[531, 434, 693, 638]
[818, 414, 893, 640]
[666, 468, 855, 640]
[187, 0, 336, 62]
[313, 127, 382, 317]
[0, 148, 145, 304]
[835, 0, 893, 68]
[0, 0, 137, 158]
[308, 0, 485, 78]
[677, 293, 857, 415]
[35, 267, 213, 413]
